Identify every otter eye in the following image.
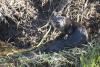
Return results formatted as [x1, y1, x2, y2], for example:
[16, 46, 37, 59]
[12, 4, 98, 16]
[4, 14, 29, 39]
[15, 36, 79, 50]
[56, 21, 60, 23]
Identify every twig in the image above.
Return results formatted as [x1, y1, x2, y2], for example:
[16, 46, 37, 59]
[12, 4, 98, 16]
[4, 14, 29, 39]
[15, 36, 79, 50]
[4, 26, 51, 56]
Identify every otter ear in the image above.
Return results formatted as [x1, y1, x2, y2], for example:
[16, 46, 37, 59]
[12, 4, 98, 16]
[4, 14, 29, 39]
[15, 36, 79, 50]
[61, 14, 66, 17]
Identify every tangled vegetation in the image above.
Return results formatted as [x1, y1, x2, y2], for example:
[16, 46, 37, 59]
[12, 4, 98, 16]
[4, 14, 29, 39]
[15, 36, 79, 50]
[0, 0, 100, 67]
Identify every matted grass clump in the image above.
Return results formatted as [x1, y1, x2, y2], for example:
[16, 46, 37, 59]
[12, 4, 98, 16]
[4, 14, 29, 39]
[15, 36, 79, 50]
[0, 39, 100, 67]
[0, 0, 100, 67]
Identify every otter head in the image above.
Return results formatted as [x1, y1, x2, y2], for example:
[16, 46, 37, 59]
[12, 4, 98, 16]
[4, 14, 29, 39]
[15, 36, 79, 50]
[52, 16, 72, 32]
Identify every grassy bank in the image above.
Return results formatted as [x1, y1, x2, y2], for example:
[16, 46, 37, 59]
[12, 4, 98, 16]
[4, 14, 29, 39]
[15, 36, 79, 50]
[0, 0, 100, 67]
[0, 39, 100, 67]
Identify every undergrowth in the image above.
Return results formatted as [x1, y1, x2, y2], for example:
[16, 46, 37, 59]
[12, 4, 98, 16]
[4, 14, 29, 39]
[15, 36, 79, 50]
[0, 0, 100, 67]
[0, 39, 100, 67]
[80, 40, 100, 67]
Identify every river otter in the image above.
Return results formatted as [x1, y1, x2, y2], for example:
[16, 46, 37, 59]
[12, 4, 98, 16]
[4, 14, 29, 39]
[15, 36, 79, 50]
[44, 16, 88, 53]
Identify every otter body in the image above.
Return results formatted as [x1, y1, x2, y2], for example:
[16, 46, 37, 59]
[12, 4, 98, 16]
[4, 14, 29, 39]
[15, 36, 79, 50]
[44, 16, 88, 53]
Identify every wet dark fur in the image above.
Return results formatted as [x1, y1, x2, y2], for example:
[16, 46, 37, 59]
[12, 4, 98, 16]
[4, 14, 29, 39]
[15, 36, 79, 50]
[43, 17, 88, 53]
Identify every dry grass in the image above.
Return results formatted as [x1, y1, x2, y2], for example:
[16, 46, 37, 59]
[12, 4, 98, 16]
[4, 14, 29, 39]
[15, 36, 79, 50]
[0, 0, 100, 67]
